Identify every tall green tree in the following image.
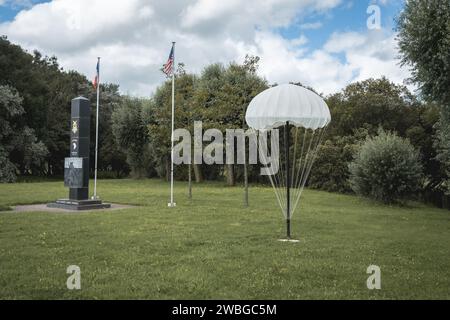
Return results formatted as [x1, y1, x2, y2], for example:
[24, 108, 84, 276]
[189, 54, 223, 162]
[112, 96, 153, 178]
[326, 77, 418, 137]
[397, 0, 450, 190]
[192, 60, 268, 186]
[149, 70, 198, 181]
[0, 85, 48, 182]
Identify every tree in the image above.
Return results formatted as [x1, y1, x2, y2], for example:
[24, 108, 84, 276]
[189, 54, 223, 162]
[404, 102, 443, 191]
[0, 36, 127, 177]
[349, 130, 423, 204]
[219, 57, 268, 189]
[84, 83, 129, 178]
[397, 0, 450, 191]
[149, 71, 198, 181]
[326, 77, 418, 138]
[192, 60, 267, 186]
[397, 0, 450, 105]
[188, 63, 226, 183]
[112, 96, 153, 178]
[310, 78, 439, 196]
[308, 132, 365, 193]
[0, 85, 48, 182]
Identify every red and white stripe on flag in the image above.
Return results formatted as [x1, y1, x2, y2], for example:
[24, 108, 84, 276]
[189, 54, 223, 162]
[163, 44, 174, 76]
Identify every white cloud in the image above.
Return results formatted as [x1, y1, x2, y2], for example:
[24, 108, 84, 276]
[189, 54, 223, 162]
[0, 0, 410, 96]
[299, 22, 323, 30]
[324, 32, 367, 53]
[324, 30, 411, 87]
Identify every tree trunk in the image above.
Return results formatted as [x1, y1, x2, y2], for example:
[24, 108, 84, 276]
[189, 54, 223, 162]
[165, 158, 170, 182]
[244, 161, 249, 207]
[226, 164, 235, 186]
[188, 163, 192, 199]
[193, 164, 203, 183]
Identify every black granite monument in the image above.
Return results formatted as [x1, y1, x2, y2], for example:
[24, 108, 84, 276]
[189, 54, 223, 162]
[48, 97, 110, 210]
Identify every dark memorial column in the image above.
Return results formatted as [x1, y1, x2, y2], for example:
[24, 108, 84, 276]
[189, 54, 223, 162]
[48, 97, 110, 211]
[69, 97, 90, 200]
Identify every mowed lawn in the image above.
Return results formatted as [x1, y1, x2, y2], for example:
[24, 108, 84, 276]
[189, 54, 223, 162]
[0, 179, 449, 300]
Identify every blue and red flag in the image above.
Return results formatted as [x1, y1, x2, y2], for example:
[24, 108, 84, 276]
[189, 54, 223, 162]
[92, 60, 100, 89]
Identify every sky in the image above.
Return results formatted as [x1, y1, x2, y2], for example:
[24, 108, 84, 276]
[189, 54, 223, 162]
[0, 0, 410, 96]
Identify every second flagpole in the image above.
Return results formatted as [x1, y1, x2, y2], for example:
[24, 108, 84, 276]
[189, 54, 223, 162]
[169, 42, 176, 208]
[93, 57, 100, 200]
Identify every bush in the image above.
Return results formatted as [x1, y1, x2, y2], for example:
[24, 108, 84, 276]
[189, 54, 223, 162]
[0, 147, 17, 183]
[349, 130, 423, 203]
[308, 135, 360, 193]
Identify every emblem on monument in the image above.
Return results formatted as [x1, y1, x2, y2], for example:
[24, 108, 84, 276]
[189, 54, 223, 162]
[71, 139, 78, 153]
[72, 120, 79, 134]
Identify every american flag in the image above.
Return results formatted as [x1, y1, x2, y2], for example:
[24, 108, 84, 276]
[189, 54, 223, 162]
[163, 44, 174, 76]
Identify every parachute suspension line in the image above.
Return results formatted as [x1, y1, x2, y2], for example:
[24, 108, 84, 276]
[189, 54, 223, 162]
[291, 127, 309, 212]
[257, 125, 327, 226]
[267, 129, 287, 212]
[291, 127, 300, 196]
[298, 127, 326, 193]
[292, 126, 327, 216]
[291, 128, 315, 216]
[278, 127, 287, 209]
[270, 128, 287, 213]
[258, 131, 285, 213]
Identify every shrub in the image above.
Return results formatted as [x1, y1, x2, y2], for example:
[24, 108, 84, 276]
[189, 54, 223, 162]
[308, 135, 359, 193]
[0, 147, 17, 183]
[349, 130, 423, 203]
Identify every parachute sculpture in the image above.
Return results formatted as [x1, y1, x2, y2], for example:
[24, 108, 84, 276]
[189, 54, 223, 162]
[246, 84, 331, 241]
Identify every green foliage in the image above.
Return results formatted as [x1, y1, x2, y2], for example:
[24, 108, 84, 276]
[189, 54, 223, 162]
[435, 107, 450, 191]
[397, 0, 450, 105]
[149, 59, 268, 184]
[149, 72, 198, 180]
[0, 85, 48, 182]
[321, 78, 442, 197]
[86, 83, 130, 177]
[0, 36, 127, 177]
[349, 130, 423, 203]
[405, 103, 443, 191]
[308, 134, 363, 193]
[188, 59, 268, 184]
[397, 0, 450, 191]
[0, 148, 17, 183]
[112, 96, 153, 178]
[326, 77, 419, 137]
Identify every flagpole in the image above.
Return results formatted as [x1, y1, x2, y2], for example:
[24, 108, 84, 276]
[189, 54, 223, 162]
[169, 42, 176, 208]
[93, 57, 100, 200]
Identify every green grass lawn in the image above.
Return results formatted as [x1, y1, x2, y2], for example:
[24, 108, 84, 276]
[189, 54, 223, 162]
[0, 179, 449, 300]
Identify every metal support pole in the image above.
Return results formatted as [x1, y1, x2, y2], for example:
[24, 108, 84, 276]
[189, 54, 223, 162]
[93, 57, 100, 200]
[168, 42, 176, 208]
[285, 122, 291, 239]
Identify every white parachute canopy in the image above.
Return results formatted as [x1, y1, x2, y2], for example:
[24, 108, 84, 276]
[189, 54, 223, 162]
[245, 84, 331, 238]
[246, 84, 331, 131]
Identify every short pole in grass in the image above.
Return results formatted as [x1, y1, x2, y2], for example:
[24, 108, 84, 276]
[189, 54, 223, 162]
[279, 122, 299, 244]
[285, 122, 292, 240]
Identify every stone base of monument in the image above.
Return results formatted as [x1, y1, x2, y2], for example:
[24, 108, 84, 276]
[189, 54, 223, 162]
[47, 199, 111, 211]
